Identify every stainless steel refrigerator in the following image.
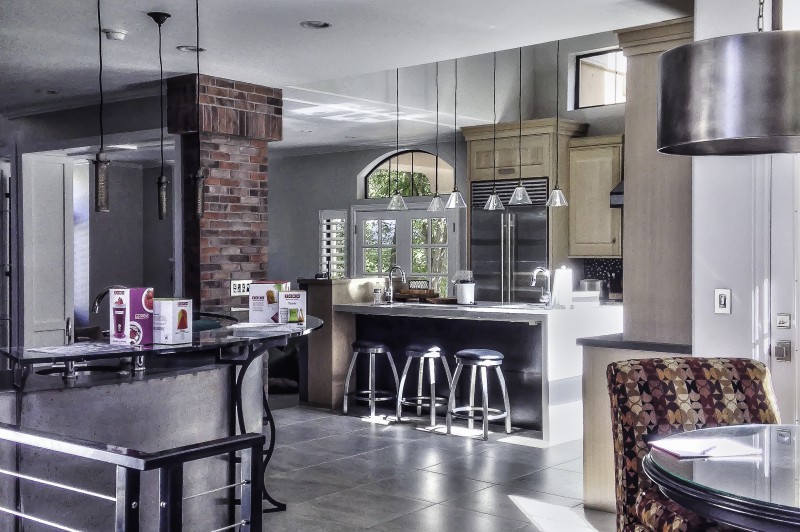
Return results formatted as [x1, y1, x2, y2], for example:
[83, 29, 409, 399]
[470, 178, 549, 303]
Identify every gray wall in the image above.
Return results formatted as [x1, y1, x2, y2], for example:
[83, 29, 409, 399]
[268, 32, 624, 281]
[268, 140, 465, 281]
[88, 164, 144, 328]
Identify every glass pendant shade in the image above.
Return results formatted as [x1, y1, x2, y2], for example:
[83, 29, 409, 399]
[94, 152, 110, 213]
[546, 186, 568, 207]
[483, 192, 505, 211]
[508, 184, 532, 206]
[445, 189, 467, 209]
[387, 192, 407, 211]
[427, 194, 445, 212]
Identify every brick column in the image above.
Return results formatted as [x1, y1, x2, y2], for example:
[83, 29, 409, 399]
[167, 75, 282, 311]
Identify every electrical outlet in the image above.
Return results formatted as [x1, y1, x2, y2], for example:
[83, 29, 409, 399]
[714, 288, 731, 314]
[230, 279, 252, 297]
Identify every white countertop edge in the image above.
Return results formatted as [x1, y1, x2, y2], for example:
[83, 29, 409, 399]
[333, 302, 621, 322]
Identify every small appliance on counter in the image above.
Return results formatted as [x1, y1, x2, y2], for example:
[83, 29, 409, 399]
[452, 270, 476, 305]
[579, 279, 608, 301]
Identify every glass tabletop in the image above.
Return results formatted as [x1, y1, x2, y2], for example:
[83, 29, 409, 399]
[0, 316, 324, 365]
[649, 425, 800, 510]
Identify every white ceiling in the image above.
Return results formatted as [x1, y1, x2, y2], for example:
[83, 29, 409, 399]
[1, 0, 690, 153]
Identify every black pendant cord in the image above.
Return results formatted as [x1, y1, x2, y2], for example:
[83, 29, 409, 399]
[158, 22, 165, 180]
[492, 52, 497, 193]
[434, 62, 439, 196]
[453, 59, 458, 192]
[518, 47, 523, 185]
[554, 40, 561, 189]
[196, 0, 201, 173]
[97, 0, 104, 153]
[395, 68, 400, 195]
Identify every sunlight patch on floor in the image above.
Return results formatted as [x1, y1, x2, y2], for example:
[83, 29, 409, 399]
[509, 495, 599, 531]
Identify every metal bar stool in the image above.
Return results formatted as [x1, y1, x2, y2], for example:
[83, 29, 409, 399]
[446, 349, 511, 441]
[396, 346, 453, 427]
[343, 340, 400, 417]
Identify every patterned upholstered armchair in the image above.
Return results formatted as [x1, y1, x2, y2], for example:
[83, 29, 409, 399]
[606, 357, 780, 532]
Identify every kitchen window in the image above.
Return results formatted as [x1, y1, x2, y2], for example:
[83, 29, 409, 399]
[353, 206, 459, 297]
[574, 49, 626, 109]
[364, 150, 454, 199]
[319, 210, 347, 278]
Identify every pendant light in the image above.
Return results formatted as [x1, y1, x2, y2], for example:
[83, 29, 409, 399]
[194, 0, 205, 219]
[546, 40, 568, 208]
[387, 68, 408, 211]
[509, 47, 532, 206]
[428, 62, 446, 212]
[93, 0, 110, 213]
[659, 0, 800, 155]
[445, 59, 467, 209]
[148, 11, 171, 220]
[484, 52, 504, 211]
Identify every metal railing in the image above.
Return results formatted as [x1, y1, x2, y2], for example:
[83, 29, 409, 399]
[0, 422, 264, 532]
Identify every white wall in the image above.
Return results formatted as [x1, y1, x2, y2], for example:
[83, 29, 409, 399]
[692, 0, 797, 421]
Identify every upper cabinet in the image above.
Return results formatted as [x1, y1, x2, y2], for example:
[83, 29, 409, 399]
[568, 135, 623, 258]
[463, 118, 588, 270]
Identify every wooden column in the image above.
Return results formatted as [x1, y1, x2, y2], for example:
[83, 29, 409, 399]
[616, 18, 694, 345]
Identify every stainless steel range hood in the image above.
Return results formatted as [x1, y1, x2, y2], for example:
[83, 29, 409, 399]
[610, 180, 624, 209]
[658, 29, 800, 156]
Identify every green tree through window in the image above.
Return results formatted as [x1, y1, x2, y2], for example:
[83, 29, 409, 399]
[367, 169, 432, 199]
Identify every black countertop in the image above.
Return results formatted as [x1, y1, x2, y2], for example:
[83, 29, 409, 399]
[577, 333, 692, 355]
[2, 317, 323, 365]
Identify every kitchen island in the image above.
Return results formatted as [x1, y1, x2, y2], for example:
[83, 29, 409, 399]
[332, 302, 621, 444]
[0, 319, 320, 531]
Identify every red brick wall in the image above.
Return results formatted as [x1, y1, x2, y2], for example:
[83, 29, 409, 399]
[168, 75, 281, 312]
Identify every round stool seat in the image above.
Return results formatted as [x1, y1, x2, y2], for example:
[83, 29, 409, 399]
[455, 349, 504, 362]
[406, 345, 442, 358]
[352, 340, 389, 353]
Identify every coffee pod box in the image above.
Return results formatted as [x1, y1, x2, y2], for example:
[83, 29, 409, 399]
[279, 290, 307, 324]
[249, 281, 291, 323]
[153, 299, 193, 344]
[109, 287, 154, 346]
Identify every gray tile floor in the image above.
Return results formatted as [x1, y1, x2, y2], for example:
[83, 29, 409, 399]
[262, 403, 616, 531]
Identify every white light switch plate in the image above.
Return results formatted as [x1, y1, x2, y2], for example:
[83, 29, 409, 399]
[714, 289, 731, 314]
[230, 279, 252, 297]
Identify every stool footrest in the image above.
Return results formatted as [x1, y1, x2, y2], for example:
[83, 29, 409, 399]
[347, 390, 395, 402]
[449, 406, 508, 422]
[400, 396, 449, 408]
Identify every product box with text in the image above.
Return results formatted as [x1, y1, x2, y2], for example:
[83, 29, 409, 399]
[109, 287, 154, 346]
[153, 299, 193, 344]
[249, 281, 291, 323]
[278, 290, 307, 324]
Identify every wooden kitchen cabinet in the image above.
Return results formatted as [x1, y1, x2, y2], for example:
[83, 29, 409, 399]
[568, 135, 623, 258]
[462, 118, 588, 270]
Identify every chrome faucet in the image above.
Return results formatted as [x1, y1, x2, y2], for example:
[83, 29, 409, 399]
[531, 268, 551, 304]
[385, 266, 407, 304]
[92, 285, 127, 314]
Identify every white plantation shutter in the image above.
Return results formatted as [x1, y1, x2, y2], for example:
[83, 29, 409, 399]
[319, 210, 347, 278]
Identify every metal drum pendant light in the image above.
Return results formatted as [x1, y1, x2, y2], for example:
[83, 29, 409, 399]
[658, 0, 800, 155]
[484, 52, 504, 211]
[93, 0, 110, 213]
[445, 59, 467, 209]
[546, 40, 567, 208]
[148, 11, 171, 220]
[387, 68, 408, 211]
[509, 47, 532, 206]
[428, 62, 445, 212]
[194, 0, 205, 219]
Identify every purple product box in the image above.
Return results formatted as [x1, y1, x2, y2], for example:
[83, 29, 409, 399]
[109, 287, 154, 346]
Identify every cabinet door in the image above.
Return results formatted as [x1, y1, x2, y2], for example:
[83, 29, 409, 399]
[469, 134, 550, 182]
[568, 145, 622, 257]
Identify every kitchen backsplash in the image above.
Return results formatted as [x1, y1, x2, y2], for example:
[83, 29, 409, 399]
[582, 258, 623, 300]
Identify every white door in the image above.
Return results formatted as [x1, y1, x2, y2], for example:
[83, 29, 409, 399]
[353, 206, 459, 297]
[22, 154, 74, 347]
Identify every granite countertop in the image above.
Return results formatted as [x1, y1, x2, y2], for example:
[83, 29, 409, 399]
[334, 302, 621, 323]
[577, 333, 692, 354]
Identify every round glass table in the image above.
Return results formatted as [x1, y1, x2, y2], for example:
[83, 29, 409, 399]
[643, 425, 800, 531]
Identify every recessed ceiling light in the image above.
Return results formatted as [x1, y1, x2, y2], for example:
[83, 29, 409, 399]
[35, 89, 60, 95]
[300, 20, 331, 29]
[345, 136, 357, 139]
[102, 28, 127, 41]
[177, 45, 206, 53]
[300, 130, 314, 133]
